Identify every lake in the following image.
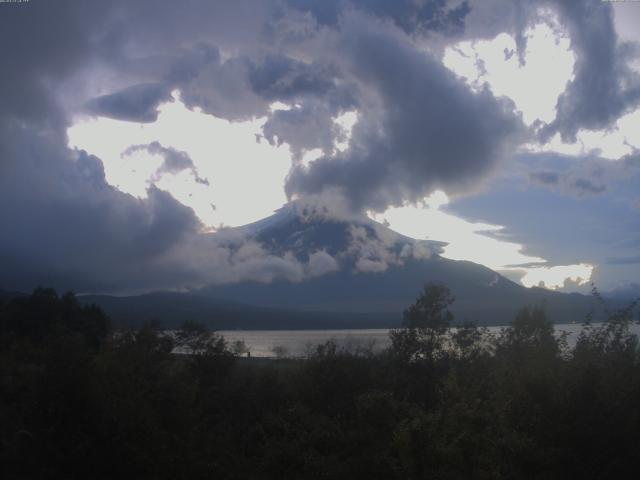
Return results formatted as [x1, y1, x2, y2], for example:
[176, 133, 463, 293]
[219, 323, 640, 358]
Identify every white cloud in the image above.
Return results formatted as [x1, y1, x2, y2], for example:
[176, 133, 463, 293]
[307, 250, 340, 277]
[519, 263, 594, 289]
[68, 91, 292, 229]
[333, 110, 358, 152]
[524, 107, 640, 160]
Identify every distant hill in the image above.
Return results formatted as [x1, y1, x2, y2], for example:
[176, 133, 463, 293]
[78, 292, 397, 330]
[0, 290, 27, 302]
[605, 283, 640, 302]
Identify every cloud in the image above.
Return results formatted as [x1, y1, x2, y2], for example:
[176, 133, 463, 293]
[123, 141, 209, 185]
[529, 171, 560, 186]
[0, 0, 638, 294]
[286, 0, 471, 35]
[262, 102, 349, 161]
[0, 122, 343, 292]
[85, 83, 173, 123]
[249, 54, 340, 101]
[0, 0, 294, 292]
[345, 224, 438, 274]
[0, 0, 116, 126]
[519, 263, 594, 290]
[539, 0, 640, 141]
[178, 55, 272, 121]
[459, 0, 640, 142]
[307, 250, 340, 277]
[286, 12, 525, 211]
[527, 150, 640, 197]
[571, 177, 606, 196]
[529, 170, 605, 197]
[0, 122, 202, 292]
[606, 256, 640, 266]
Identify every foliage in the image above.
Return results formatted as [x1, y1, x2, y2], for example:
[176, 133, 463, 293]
[1, 285, 640, 479]
[389, 282, 455, 362]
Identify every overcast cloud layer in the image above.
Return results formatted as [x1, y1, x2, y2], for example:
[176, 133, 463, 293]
[0, 0, 638, 293]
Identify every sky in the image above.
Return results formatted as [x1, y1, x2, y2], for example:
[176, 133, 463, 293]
[0, 0, 639, 295]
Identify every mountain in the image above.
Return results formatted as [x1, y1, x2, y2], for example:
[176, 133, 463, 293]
[78, 292, 394, 330]
[2, 206, 619, 329]
[0, 290, 28, 302]
[199, 205, 604, 326]
[604, 283, 640, 302]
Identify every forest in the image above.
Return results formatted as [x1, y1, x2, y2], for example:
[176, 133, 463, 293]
[1, 284, 640, 479]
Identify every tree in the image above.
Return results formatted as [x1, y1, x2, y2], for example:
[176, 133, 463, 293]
[402, 283, 454, 333]
[390, 283, 455, 362]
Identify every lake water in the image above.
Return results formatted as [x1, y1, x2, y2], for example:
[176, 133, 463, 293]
[219, 323, 640, 358]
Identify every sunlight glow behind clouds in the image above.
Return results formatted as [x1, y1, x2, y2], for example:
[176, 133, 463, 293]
[68, 91, 595, 291]
[520, 263, 594, 290]
[525, 108, 640, 160]
[442, 10, 640, 162]
[68, 93, 363, 229]
[68, 92, 292, 228]
[443, 17, 575, 125]
[368, 191, 545, 270]
[369, 191, 593, 290]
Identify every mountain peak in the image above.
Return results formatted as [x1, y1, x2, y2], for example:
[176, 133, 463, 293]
[233, 202, 446, 275]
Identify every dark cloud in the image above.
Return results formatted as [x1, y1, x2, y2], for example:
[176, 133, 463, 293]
[178, 55, 271, 121]
[178, 51, 357, 122]
[606, 256, 640, 266]
[123, 142, 209, 185]
[87, 49, 355, 125]
[261, 102, 350, 161]
[0, 123, 202, 292]
[249, 54, 358, 160]
[249, 55, 338, 101]
[286, 14, 525, 211]
[0, 0, 279, 292]
[527, 150, 640, 198]
[571, 177, 606, 196]
[85, 83, 173, 122]
[529, 171, 560, 186]
[0, 0, 118, 128]
[539, 0, 640, 141]
[529, 170, 605, 196]
[286, 0, 471, 35]
[1, 0, 638, 293]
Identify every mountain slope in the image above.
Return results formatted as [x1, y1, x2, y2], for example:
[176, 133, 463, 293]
[200, 205, 602, 325]
[4, 206, 611, 329]
[78, 292, 395, 330]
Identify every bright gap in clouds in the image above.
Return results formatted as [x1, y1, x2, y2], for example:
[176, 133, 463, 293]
[68, 93, 361, 229]
[68, 92, 292, 229]
[443, 11, 640, 161]
[68, 91, 594, 290]
[369, 191, 593, 290]
[443, 15, 575, 126]
[525, 107, 640, 160]
[520, 264, 594, 290]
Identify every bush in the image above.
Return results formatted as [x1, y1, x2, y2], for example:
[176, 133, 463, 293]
[2, 285, 640, 479]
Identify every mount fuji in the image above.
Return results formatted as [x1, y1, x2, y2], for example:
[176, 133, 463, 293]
[194, 204, 599, 327]
[75, 204, 604, 329]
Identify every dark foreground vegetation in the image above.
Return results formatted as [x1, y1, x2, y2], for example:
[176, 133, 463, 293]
[1, 285, 640, 479]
